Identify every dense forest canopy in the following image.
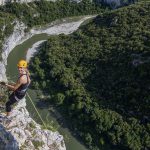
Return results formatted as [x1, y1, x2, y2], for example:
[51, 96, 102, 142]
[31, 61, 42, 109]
[0, 0, 108, 60]
[0, 0, 107, 28]
[30, 2, 150, 150]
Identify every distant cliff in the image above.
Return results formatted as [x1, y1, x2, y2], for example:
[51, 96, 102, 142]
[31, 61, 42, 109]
[0, 0, 32, 5]
[95, 0, 138, 8]
[0, 0, 54, 5]
[0, 0, 137, 7]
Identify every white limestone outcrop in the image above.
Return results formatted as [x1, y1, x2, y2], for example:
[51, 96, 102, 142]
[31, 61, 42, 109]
[0, 0, 55, 5]
[0, 99, 66, 150]
[0, 15, 94, 82]
[0, 20, 27, 81]
[26, 40, 46, 62]
[0, 15, 95, 150]
[0, 0, 124, 7]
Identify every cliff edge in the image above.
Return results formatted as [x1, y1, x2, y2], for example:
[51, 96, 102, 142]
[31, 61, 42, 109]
[0, 98, 66, 150]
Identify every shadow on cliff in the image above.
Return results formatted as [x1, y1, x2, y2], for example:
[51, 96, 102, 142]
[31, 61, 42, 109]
[0, 124, 19, 150]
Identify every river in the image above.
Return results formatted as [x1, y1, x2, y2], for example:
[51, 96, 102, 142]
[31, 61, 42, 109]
[6, 27, 88, 150]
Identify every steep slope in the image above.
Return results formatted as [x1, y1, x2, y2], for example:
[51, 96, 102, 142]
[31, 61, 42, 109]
[0, 0, 107, 62]
[0, 0, 139, 7]
[30, 2, 150, 150]
[0, 19, 66, 150]
[0, 98, 65, 150]
[0, 1, 107, 149]
[0, 14, 95, 149]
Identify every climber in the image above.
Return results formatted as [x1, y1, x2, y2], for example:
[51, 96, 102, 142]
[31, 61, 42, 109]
[1, 60, 31, 117]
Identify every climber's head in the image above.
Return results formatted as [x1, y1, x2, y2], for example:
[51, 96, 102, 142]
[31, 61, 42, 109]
[17, 60, 28, 74]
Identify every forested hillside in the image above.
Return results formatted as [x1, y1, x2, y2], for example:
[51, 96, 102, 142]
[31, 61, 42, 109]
[0, 0, 107, 61]
[30, 2, 150, 150]
[0, 0, 106, 28]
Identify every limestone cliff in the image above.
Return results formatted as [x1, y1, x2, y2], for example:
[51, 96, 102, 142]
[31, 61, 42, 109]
[0, 99, 66, 150]
[0, 0, 128, 6]
[0, 15, 94, 150]
[0, 19, 66, 150]
[0, 0, 53, 5]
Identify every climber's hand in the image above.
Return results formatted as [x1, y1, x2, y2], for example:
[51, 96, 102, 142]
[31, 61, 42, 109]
[0, 81, 6, 86]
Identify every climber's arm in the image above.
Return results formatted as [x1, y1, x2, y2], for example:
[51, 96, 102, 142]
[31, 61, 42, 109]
[5, 78, 23, 91]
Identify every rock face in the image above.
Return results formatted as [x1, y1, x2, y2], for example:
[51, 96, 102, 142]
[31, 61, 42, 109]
[0, 20, 27, 81]
[0, 99, 66, 150]
[0, 0, 54, 5]
[0, 19, 66, 149]
[0, 0, 30, 5]
[95, 0, 138, 8]
[0, 124, 19, 150]
[0, 0, 129, 6]
[0, 0, 86, 5]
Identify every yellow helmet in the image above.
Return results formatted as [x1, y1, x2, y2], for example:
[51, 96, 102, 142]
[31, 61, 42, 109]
[17, 60, 28, 68]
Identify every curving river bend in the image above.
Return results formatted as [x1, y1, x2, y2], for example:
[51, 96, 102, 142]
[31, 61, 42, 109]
[6, 17, 91, 150]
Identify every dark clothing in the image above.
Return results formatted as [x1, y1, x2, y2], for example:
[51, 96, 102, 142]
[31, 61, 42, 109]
[15, 74, 30, 99]
[6, 93, 18, 112]
[5, 73, 30, 112]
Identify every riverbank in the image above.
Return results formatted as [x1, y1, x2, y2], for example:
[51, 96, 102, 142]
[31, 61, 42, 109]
[0, 15, 95, 82]
[26, 15, 95, 61]
[1, 15, 95, 150]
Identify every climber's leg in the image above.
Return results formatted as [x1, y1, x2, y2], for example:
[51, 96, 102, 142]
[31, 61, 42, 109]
[5, 93, 17, 116]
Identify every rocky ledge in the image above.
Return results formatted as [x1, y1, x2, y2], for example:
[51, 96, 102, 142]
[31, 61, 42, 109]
[0, 98, 66, 150]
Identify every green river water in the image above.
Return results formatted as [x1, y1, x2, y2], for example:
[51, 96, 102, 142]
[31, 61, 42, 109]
[6, 33, 88, 150]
